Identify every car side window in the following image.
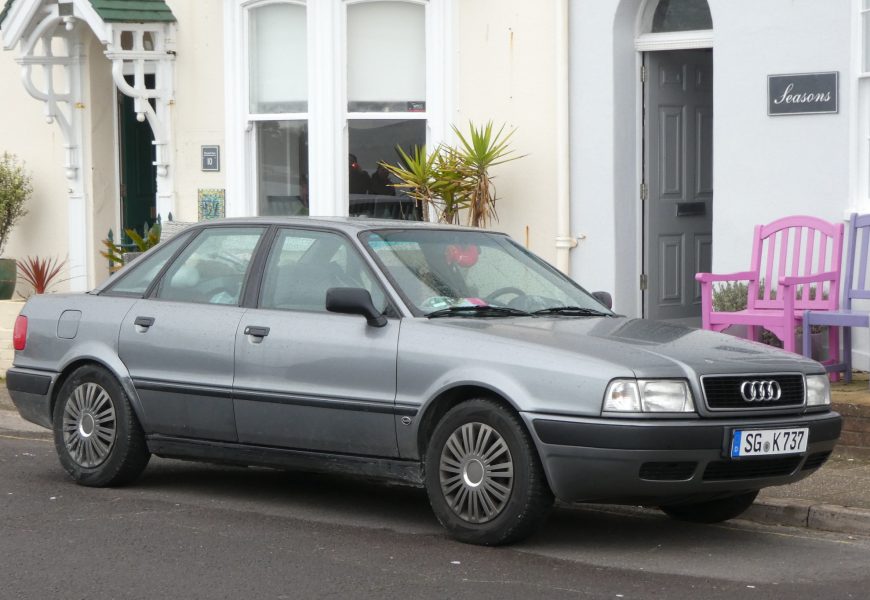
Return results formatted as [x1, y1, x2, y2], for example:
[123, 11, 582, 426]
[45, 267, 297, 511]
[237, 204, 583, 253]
[103, 232, 191, 296]
[154, 227, 264, 305]
[260, 229, 388, 313]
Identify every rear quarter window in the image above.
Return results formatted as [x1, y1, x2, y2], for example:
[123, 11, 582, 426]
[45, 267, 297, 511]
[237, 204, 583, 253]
[102, 232, 192, 296]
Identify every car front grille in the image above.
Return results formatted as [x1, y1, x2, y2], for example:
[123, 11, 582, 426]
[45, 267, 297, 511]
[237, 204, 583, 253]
[639, 461, 697, 481]
[701, 374, 805, 411]
[702, 456, 802, 481]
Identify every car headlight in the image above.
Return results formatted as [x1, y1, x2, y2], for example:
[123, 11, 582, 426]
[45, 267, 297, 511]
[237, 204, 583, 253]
[805, 374, 831, 407]
[603, 379, 695, 414]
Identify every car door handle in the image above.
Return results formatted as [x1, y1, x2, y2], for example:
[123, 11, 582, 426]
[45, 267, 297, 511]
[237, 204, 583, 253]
[244, 326, 270, 338]
[134, 316, 155, 329]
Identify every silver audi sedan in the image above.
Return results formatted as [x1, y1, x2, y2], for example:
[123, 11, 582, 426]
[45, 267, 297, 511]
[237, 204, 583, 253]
[6, 218, 841, 545]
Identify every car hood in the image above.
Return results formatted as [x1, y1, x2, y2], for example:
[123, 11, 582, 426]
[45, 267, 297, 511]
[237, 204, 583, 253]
[429, 316, 821, 378]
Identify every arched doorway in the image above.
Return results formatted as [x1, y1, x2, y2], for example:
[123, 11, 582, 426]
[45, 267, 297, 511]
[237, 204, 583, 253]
[637, 0, 713, 323]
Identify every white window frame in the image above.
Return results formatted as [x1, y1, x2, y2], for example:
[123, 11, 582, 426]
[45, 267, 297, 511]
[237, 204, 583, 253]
[224, 0, 452, 218]
[852, 0, 870, 214]
[634, 0, 713, 51]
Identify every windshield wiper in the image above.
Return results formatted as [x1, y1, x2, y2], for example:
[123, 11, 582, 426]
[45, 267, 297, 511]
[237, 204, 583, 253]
[426, 305, 531, 319]
[530, 306, 611, 317]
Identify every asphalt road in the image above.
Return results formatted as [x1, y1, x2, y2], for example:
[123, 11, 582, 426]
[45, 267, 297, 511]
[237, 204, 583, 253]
[2, 434, 869, 600]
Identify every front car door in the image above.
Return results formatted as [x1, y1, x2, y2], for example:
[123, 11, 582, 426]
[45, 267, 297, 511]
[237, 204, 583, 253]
[118, 226, 266, 442]
[232, 227, 400, 457]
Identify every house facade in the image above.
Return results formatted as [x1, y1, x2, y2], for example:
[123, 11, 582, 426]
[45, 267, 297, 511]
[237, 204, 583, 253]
[1, 0, 868, 361]
[0, 0, 565, 293]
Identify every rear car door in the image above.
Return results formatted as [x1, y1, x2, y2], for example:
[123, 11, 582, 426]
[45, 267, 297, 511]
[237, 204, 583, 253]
[118, 226, 266, 442]
[232, 227, 400, 457]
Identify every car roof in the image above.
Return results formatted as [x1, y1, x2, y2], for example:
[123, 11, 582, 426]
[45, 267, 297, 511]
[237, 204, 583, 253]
[184, 216, 492, 234]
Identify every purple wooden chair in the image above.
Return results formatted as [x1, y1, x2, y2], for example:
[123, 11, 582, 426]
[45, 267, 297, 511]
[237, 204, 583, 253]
[696, 215, 844, 357]
[803, 213, 870, 383]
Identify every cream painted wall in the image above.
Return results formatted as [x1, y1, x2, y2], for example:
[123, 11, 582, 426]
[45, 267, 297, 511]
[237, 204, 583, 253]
[167, 0, 226, 223]
[86, 34, 119, 286]
[0, 44, 72, 294]
[1, 1, 228, 292]
[2, 0, 555, 290]
[455, 0, 559, 264]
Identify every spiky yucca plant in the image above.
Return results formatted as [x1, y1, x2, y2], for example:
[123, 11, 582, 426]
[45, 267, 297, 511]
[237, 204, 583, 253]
[380, 121, 522, 228]
[452, 121, 520, 228]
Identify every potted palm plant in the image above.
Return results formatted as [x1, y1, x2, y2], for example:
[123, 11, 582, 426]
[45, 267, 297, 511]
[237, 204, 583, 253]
[0, 153, 31, 299]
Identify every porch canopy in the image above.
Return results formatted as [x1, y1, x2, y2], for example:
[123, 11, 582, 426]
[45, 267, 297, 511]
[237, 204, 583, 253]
[0, 0, 176, 290]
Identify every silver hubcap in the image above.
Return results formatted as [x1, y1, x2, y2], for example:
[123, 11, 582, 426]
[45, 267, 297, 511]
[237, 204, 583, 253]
[439, 422, 514, 524]
[62, 382, 116, 468]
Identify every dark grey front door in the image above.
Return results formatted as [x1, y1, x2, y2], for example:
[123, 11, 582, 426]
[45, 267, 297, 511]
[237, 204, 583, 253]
[644, 49, 713, 321]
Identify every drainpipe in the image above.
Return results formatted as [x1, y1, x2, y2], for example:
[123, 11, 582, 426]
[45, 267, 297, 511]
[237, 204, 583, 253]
[554, 0, 575, 273]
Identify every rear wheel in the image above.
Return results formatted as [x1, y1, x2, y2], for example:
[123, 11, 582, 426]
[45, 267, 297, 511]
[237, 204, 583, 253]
[660, 490, 759, 524]
[424, 398, 553, 545]
[53, 365, 150, 487]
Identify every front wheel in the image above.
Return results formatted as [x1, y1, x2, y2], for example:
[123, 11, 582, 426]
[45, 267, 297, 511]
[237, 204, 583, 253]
[53, 365, 150, 487]
[660, 490, 759, 524]
[424, 398, 553, 545]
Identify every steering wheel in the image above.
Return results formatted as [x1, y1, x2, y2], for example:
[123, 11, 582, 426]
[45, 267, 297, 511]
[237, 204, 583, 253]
[484, 286, 527, 305]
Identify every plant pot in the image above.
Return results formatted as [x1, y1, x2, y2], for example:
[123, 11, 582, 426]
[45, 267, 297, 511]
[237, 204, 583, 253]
[0, 258, 16, 300]
[796, 330, 829, 362]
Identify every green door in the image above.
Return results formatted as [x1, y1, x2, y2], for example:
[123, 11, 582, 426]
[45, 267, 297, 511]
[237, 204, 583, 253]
[118, 75, 157, 237]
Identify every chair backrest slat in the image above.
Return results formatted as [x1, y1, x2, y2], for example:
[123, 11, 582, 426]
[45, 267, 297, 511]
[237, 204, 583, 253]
[748, 224, 764, 305]
[766, 230, 779, 302]
[804, 228, 816, 277]
[790, 227, 802, 279]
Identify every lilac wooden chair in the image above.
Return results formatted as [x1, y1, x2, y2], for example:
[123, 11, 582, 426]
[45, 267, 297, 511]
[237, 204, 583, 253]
[696, 215, 844, 358]
[803, 213, 870, 383]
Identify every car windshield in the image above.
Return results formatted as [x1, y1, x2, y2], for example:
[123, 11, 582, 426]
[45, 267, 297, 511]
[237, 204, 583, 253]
[361, 229, 612, 317]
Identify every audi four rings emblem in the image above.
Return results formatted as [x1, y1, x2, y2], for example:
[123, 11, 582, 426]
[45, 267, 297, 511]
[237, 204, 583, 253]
[740, 380, 782, 402]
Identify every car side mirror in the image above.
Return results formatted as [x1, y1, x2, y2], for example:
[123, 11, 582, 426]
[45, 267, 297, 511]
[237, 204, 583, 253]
[326, 287, 388, 328]
[592, 291, 613, 310]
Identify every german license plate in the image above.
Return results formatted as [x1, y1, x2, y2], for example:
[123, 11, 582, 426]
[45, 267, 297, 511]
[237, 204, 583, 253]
[730, 428, 809, 458]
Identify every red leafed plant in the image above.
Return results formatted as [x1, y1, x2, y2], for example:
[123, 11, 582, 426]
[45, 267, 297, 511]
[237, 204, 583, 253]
[17, 256, 66, 294]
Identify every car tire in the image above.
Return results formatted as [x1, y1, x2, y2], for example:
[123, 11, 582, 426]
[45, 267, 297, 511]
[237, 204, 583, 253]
[424, 398, 553, 545]
[659, 490, 759, 524]
[52, 365, 150, 487]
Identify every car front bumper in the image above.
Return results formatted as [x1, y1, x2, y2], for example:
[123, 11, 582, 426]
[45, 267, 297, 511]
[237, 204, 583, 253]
[6, 367, 57, 429]
[521, 410, 842, 504]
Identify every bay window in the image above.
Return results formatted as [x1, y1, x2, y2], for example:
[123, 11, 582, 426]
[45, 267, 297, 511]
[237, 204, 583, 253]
[226, 0, 449, 220]
[248, 1, 309, 216]
[346, 1, 427, 219]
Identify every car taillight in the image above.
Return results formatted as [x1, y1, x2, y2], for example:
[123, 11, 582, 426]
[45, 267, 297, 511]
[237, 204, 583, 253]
[13, 315, 27, 351]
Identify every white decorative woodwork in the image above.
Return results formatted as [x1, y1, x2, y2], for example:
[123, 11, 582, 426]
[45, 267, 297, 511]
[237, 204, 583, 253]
[2, 0, 176, 289]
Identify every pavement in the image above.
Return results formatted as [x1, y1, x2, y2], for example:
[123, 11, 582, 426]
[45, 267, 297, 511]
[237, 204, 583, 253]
[2, 378, 870, 539]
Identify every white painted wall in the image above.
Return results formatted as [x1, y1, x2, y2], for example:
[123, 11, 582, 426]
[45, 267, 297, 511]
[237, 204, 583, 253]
[569, 0, 644, 315]
[709, 0, 852, 273]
